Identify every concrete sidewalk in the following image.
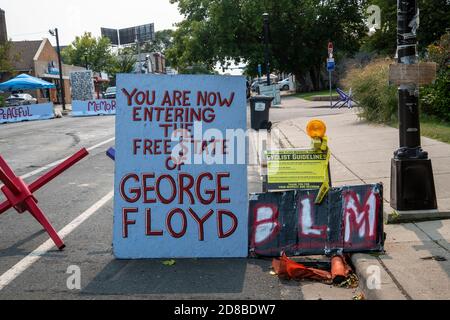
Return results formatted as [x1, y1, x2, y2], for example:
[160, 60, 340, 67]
[250, 97, 450, 300]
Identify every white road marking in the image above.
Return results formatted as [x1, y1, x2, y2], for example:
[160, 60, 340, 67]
[0, 190, 114, 291]
[86, 137, 116, 152]
[20, 137, 115, 180]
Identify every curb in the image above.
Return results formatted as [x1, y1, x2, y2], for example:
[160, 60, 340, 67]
[351, 253, 407, 300]
[385, 210, 450, 224]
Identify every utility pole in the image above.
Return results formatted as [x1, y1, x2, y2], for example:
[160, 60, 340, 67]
[136, 27, 144, 73]
[49, 28, 66, 111]
[390, 0, 437, 212]
[328, 42, 334, 109]
[263, 13, 270, 86]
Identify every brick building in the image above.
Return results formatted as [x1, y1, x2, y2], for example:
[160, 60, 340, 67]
[2, 38, 85, 104]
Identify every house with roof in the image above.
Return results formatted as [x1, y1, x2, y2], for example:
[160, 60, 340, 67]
[1, 38, 86, 104]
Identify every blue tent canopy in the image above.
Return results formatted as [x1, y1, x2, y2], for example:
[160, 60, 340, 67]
[0, 74, 56, 92]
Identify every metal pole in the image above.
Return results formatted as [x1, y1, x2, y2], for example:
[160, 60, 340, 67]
[263, 13, 270, 86]
[136, 27, 143, 73]
[390, 0, 437, 211]
[396, 0, 421, 155]
[329, 71, 332, 108]
[54, 28, 66, 111]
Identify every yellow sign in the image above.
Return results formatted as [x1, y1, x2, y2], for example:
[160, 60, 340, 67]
[266, 149, 330, 194]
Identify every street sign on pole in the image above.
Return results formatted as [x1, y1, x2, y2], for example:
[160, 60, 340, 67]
[327, 58, 335, 72]
[327, 57, 335, 108]
[328, 42, 334, 58]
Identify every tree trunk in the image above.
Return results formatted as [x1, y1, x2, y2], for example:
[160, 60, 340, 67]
[295, 73, 310, 93]
[309, 66, 321, 91]
[295, 73, 306, 93]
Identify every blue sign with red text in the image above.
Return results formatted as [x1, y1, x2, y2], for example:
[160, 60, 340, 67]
[114, 74, 248, 258]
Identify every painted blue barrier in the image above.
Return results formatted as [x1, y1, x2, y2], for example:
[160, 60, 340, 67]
[0, 103, 54, 124]
[71, 99, 116, 117]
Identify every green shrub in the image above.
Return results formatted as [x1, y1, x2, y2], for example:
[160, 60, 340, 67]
[0, 96, 4, 107]
[420, 33, 450, 122]
[341, 59, 398, 123]
[421, 69, 450, 122]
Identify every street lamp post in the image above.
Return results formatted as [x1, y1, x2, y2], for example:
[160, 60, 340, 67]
[49, 28, 66, 111]
[390, 0, 437, 212]
[263, 13, 271, 86]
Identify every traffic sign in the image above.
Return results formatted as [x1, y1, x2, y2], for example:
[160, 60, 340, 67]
[327, 58, 335, 72]
[328, 42, 334, 58]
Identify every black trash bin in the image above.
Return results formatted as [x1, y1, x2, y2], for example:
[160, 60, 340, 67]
[250, 95, 273, 131]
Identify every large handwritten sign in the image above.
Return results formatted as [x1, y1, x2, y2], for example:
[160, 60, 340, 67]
[114, 74, 248, 258]
[249, 184, 384, 257]
[0, 103, 54, 124]
[71, 100, 116, 117]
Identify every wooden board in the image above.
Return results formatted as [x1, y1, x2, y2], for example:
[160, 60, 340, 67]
[249, 184, 384, 256]
[389, 62, 437, 86]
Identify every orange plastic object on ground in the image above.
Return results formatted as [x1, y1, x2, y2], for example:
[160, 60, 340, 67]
[331, 255, 352, 284]
[272, 253, 332, 282]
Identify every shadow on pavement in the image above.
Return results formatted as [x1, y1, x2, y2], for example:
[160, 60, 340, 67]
[407, 221, 450, 278]
[0, 229, 46, 258]
[81, 258, 248, 296]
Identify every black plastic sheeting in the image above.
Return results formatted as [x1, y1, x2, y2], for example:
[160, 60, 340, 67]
[249, 184, 384, 257]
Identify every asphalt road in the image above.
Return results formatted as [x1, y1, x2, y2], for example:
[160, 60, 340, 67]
[0, 98, 358, 300]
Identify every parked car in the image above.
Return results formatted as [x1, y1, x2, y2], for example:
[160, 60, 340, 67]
[278, 78, 291, 91]
[251, 80, 266, 92]
[103, 87, 116, 99]
[251, 76, 280, 92]
[6, 93, 38, 106]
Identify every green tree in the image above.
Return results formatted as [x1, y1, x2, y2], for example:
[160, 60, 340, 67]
[360, 0, 397, 55]
[108, 53, 137, 85]
[179, 63, 218, 74]
[167, 0, 367, 90]
[117, 30, 175, 58]
[143, 29, 174, 54]
[362, 0, 450, 55]
[0, 40, 14, 73]
[114, 54, 137, 73]
[62, 32, 114, 73]
[421, 32, 450, 121]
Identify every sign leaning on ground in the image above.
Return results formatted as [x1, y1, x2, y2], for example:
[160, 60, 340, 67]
[114, 74, 248, 258]
[259, 84, 281, 106]
[249, 184, 384, 257]
[71, 99, 116, 117]
[266, 149, 330, 191]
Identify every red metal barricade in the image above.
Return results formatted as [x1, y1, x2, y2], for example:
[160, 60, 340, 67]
[0, 149, 89, 250]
